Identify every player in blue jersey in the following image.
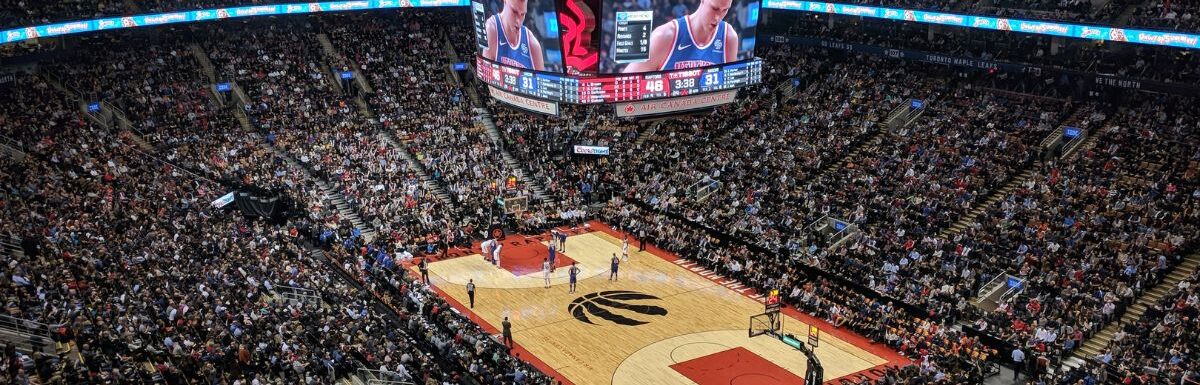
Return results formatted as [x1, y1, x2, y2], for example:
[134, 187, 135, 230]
[484, 0, 546, 70]
[622, 0, 740, 72]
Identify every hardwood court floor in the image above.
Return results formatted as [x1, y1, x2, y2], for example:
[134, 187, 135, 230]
[421, 224, 907, 385]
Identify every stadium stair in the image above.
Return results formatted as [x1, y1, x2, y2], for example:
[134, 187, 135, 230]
[463, 89, 556, 204]
[780, 76, 820, 102]
[123, 0, 141, 14]
[483, 110, 553, 203]
[315, 33, 372, 94]
[441, 33, 555, 204]
[1062, 131, 1102, 161]
[339, 375, 367, 385]
[232, 102, 254, 131]
[122, 130, 158, 152]
[37, 72, 105, 128]
[274, 145, 378, 243]
[937, 168, 1036, 238]
[0, 232, 24, 259]
[0, 134, 27, 161]
[38, 71, 72, 96]
[940, 101, 1095, 238]
[807, 119, 893, 185]
[39, 71, 158, 157]
[37, 72, 145, 142]
[1064, 250, 1200, 370]
[633, 121, 661, 148]
[376, 131, 458, 208]
[211, 62, 378, 242]
[316, 33, 340, 61]
[354, 96, 376, 120]
[321, 63, 345, 94]
[107, 101, 135, 131]
[188, 43, 219, 84]
[801, 97, 927, 185]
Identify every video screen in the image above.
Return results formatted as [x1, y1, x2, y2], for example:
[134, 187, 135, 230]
[472, 0, 566, 72]
[600, 0, 760, 73]
[557, 0, 603, 75]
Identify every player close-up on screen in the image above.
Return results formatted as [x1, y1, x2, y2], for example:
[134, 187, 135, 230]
[601, 0, 758, 73]
[473, 0, 566, 72]
[623, 0, 737, 72]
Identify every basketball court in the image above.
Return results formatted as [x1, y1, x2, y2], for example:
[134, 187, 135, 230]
[417, 222, 909, 385]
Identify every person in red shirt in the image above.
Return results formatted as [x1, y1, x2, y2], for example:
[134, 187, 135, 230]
[1026, 298, 1042, 315]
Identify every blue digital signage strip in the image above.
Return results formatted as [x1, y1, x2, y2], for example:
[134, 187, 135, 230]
[0, 0, 469, 46]
[761, 0, 1200, 50]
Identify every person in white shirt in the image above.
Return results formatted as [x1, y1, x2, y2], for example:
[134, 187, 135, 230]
[542, 258, 551, 288]
[482, 239, 494, 264]
[493, 242, 502, 267]
[621, 235, 630, 262]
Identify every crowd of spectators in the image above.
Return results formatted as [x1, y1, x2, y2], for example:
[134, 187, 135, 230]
[0, 0, 328, 29]
[0, 13, 559, 385]
[615, 50, 960, 253]
[599, 197, 1001, 384]
[324, 12, 526, 230]
[202, 20, 450, 247]
[40, 35, 223, 148]
[0, 0, 124, 29]
[774, 13, 1200, 87]
[498, 104, 626, 208]
[1097, 265, 1200, 384]
[849, 0, 1199, 33]
[1130, 0, 1200, 32]
[0, 81, 388, 384]
[491, 41, 1198, 384]
[3, 7, 1200, 385]
[960, 95, 1199, 382]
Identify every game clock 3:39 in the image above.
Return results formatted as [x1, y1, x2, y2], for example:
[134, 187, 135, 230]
[475, 56, 761, 104]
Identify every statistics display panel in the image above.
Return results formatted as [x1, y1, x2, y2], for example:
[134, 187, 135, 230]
[471, 0, 566, 72]
[476, 56, 761, 103]
[600, 0, 761, 73]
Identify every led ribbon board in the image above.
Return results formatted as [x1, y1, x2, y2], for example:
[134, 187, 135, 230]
[761, 0, 1200, 49]
[1, 0, 470, 45]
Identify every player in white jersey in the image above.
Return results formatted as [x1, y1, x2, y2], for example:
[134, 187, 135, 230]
[482, 238, 495, 264]
[622, 235, 630, 262]
[542, 258, 551, 288]
[493, 242, 502, 267]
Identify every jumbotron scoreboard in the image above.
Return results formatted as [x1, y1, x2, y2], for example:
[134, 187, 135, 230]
[476, 57, 763, 104]
[469, 0, 763, 115]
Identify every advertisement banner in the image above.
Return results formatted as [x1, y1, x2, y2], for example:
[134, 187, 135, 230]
[1, 0, 471, 45]
[614, 89, 737, 117]
[572, 145, 610, 155]
[489, 86, 561, 115]
[759, 0, 1200, 50]
[211, 191, 236, 208]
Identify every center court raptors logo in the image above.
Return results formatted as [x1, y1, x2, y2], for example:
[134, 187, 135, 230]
[568, 291, 667, 326]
